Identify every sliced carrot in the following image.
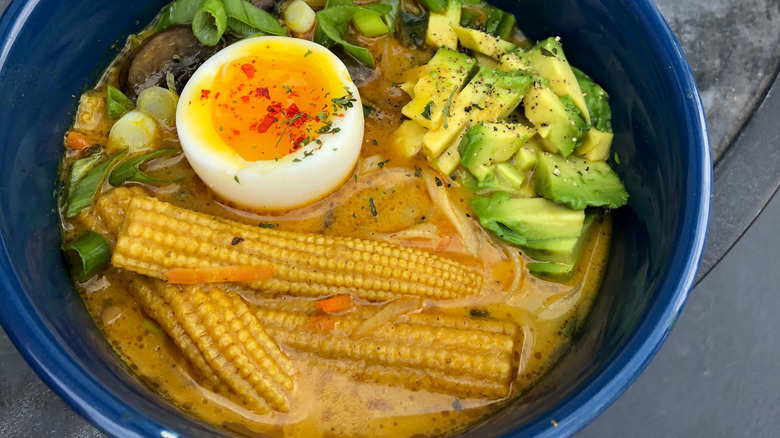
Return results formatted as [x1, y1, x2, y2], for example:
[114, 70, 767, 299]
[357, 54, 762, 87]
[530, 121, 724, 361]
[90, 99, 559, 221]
[65, 130, 92, 150]
[310, 314, 336, 332]
[315, 294, 354, 313]
[166, 265, 274, 285]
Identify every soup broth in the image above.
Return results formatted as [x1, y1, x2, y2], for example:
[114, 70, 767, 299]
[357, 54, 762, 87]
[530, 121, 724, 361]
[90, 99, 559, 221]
[59, 0, 624, 435]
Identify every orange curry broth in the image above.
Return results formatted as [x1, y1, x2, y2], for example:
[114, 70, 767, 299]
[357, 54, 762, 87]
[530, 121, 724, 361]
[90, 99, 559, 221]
[62, 29, 614, 438]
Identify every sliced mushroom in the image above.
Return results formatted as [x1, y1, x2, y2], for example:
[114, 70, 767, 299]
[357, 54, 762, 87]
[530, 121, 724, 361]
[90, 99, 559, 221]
[119, 27, 224, 100]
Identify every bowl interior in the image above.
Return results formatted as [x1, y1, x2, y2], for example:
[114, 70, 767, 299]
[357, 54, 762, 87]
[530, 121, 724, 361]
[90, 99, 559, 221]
[0, 0, 709, 436]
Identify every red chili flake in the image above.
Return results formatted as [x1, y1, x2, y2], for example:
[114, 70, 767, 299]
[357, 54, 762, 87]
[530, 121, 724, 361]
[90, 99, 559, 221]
[256, 87, 270, 99]
[241, 96, 250, 103]
[267, 102, 283, 113]
[232, 129, 241, 136]
[215, 92, 220, 99]
[241, 63, 256, 79]
[293, 134, 306, 148]
[285, 103, 300, 117]
[201, 89, 211, 99]
[256, 113, 276, 133]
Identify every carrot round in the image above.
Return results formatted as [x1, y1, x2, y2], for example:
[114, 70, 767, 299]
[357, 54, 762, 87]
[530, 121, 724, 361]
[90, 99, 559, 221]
[315, 294, 354, 313]
[65, 130, 92, 150]
[166, 265, 274, 285]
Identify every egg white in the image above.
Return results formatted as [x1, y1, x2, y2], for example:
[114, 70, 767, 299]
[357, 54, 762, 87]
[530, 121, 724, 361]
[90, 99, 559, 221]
[176, 36, 364, 210]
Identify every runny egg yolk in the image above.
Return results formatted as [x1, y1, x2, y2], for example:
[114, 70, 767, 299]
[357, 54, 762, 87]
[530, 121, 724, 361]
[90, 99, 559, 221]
[204, 48, 344, 161]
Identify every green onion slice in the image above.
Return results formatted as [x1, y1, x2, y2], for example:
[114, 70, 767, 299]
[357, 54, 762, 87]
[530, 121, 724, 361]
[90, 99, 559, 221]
[63, 231, 111, 281]
[157, 0, 206, 30]
[108, 148, 185, 186]
[193, 0, 228, 46]
[315, 3, 392, 67]
[67, 152, 103, 201]
[66, 150, 128, 218]
[107, 86, 134, 121]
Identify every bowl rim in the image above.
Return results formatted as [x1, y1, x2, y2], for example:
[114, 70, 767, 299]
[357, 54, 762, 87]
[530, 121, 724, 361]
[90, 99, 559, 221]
[0, 0, 711, 436]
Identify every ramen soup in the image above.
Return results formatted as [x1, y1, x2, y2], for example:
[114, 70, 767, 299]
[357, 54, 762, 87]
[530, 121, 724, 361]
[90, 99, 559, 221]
[58, 0, 628, 436]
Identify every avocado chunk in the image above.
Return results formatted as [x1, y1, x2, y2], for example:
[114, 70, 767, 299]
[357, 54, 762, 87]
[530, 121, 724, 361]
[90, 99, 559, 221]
[527, 261, 576, 280]
[458, 122, 535, 174]
[426, 0, 461, 49]
[513, 138, 542, 172]
[571, 67, 614, 161]
[402, 47, 476, 130]
[452, 25, 517, 59]
[523, 210, 598, 264]
[522, 37, 590, 124]
[524, 84, 588, 156]
[534, 152, 628, 210]
[423, 67, 533, 158]
[470, 192, 585, 246]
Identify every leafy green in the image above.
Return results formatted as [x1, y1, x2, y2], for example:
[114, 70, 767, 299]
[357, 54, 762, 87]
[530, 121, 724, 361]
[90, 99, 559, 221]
[418, 0, 447, 13]
[223, 0, 285, 36]
[107, 86, 134, 121]
[66, 150, 128, 218]
[314, 1, 393, 67]
[67, 152, 103, 201]
[108, 148, 185, 186]
[380, 0, 401, 31]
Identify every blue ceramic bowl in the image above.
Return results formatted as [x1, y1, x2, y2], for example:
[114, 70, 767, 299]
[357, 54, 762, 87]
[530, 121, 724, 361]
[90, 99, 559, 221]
[0, 0, 710, 436]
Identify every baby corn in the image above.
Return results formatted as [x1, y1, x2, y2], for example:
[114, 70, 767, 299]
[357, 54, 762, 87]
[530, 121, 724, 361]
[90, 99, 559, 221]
[112, 196, 483, 301]
[128, 276, 294, 413]
[254, 299, 521, 399]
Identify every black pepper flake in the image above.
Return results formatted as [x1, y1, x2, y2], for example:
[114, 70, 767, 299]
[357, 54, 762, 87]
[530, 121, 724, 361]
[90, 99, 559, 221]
[231, 237, 244, 245]
[435, 177, 443, 187]
[470, 308, 489, 318]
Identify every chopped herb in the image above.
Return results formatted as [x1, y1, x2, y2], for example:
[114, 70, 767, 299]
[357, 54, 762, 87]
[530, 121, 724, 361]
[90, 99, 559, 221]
[258, 222, 276, 229]
[172, 54, 182, 62]
[303, 150, 314, 158]
[234, 175, 240, 184]
[282, 84, 293, 94]
[362, 104, 376, 117]
[231, 237, 244, 245]
[368, 198, 378, 217]
[377, 159, 390, 168]
[421, 100, 434, 120]
[219, 126, 224, 131]
[540, 47, 556, 58]
[614, 152, 621, 164]
[332, 93, 357, 111]
[293, 158, 302, 162]
[414, 166, 422, 177]
[372, 139, 378, 146]
[304, 49, 313, 57]
[442, 85, 457, 129]
[354, 174, 358, 182]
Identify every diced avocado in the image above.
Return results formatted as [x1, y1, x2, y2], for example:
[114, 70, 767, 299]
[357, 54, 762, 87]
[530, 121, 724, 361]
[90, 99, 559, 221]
[426, 0, 461, 49]
[457, 168, 479, 192]
[498, 52, 528, 72]
[523, 211, 598, 263]
[524, 84, 588, 156]
[430, 142, 461, 175]
[522, 37, 590, 124]
[470, 192, 585, 246]
[527, 261, 576, 280]
[459, 122, 535, 172]
[495, 162, 525, 189]
[473, 52, 499, 69]
[575, 128, 613, 161]
[402, 48, 476, 130]
[513, 138, 542, 172]
[423, 67, 533, 158]
[572, 67, 611, 132]
[534, 152, 628, 210]
[452, 25, 517, 59]
[391, 119, 427, 158]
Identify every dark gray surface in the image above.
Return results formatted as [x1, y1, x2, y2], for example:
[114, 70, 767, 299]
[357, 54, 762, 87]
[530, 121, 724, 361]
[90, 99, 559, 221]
[1, 0, 780, 436]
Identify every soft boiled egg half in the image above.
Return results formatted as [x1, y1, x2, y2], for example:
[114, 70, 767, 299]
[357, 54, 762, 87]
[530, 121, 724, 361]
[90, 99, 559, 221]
[177, 36, 364, 210]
